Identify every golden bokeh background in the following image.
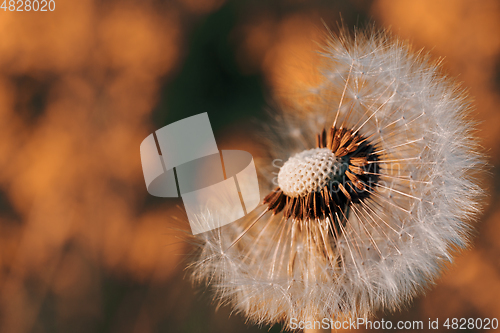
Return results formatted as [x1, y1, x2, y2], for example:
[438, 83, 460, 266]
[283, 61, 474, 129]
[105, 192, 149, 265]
[0, 0, 498, 332]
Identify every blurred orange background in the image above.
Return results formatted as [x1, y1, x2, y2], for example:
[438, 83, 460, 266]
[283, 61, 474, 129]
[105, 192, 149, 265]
[0, 0, 498, 332]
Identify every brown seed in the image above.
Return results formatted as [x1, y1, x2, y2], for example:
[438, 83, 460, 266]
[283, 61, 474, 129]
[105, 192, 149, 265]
[350, 157, 368, 167]
[331, 130, 342, 152]
[335, 147, 347, 157]
[326, 127, 335, 149]
[338, 183, 351, 201]
[339, 130, 353, 148]
[349, 165, 365, 175]
[345, 170, 358, 183]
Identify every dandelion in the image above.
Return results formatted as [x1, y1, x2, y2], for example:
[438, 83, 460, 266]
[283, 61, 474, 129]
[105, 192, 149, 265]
[189, 28, 485, 331]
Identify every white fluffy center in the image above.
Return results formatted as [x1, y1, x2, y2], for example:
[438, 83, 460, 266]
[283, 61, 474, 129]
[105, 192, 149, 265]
[278, 148, 338, 197]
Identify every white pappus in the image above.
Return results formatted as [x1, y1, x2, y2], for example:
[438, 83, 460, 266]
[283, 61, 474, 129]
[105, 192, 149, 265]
[188, 28, 486, 331]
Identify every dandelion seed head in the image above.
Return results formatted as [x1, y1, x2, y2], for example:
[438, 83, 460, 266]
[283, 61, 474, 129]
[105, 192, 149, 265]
[190, 28, 486, 330]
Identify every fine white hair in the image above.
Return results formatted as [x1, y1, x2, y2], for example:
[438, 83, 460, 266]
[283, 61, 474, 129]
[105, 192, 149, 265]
[189, 28, 486, 330]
